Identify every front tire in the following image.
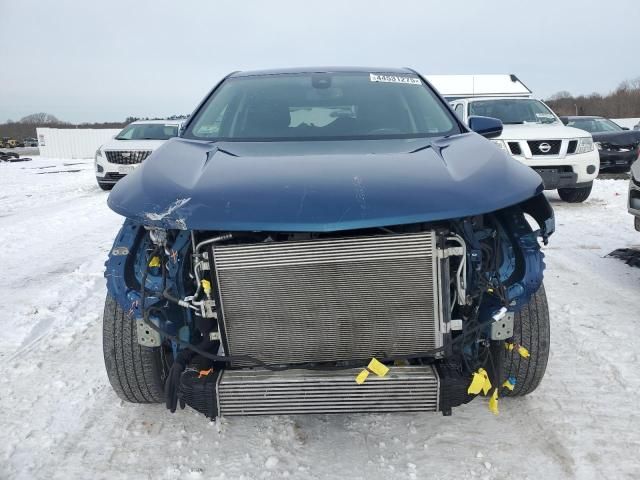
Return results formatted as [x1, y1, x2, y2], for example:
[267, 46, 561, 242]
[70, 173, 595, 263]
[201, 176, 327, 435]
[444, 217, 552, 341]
[102, 294, 166, 403]
[503, 284, 550, 397]
[557, 183, 592, 203]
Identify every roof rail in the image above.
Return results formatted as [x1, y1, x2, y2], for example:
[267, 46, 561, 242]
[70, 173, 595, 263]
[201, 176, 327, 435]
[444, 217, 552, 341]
[425, 74, 532, 100]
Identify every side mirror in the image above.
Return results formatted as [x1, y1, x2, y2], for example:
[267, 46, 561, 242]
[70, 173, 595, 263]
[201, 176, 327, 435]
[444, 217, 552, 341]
[468, 115, 503, 139]
[622, 127, 630, 131]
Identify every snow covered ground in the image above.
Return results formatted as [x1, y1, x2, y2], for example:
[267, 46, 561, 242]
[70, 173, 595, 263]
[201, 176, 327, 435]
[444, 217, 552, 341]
[1, 156, 639, 480]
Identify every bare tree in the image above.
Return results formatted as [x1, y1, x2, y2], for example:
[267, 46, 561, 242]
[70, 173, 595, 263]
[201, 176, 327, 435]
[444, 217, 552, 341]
[546, 78, 640, 118]
[19, 112, 61, 124]
[548, 91, 572, 101]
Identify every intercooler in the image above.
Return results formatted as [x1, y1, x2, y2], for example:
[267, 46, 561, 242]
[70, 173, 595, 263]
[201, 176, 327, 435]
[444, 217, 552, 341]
[211, 232, 446, 366]
[178, 365, 441, 417]
[218, 366, 439, 415]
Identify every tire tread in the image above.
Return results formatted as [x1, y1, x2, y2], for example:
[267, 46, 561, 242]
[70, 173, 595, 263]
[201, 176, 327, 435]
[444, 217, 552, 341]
[503, 284, 550, 397]
[102, 295, 165, 403]
[557, 184, 592, 203]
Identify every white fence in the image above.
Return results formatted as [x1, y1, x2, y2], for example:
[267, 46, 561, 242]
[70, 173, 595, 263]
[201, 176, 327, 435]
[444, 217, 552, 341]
[36, 128, 121, 159]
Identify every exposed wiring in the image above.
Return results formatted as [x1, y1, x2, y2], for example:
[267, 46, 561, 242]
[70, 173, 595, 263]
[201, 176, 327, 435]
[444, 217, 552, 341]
[187, 233, 233, 302]
[142, 303, 496, 372]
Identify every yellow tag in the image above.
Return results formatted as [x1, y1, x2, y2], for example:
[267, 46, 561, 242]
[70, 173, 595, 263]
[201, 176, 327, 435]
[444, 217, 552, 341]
[467, 371, 485, 395]
[505, 342, 514, 352]
[488, 388, 499, 415]
[355, 369, 370, 385]
[481, 372, 492, 396]
[201, 279, 212, 295]
[367, 358, 389, 377]
[148, 256, 161, 267]
[517, 346, 530, 358]
[502, 379, 515, 391]
[467, 368, 491, 395]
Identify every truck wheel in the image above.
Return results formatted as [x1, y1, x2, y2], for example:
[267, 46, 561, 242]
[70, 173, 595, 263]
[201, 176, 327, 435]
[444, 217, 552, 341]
[557, 183, 592, 203]
[102, 294, 167, 403]
[98, 181, 113, 191]
[503, 284, 550, 397]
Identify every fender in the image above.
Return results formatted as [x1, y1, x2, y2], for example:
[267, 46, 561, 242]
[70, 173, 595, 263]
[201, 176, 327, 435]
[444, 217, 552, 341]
[105, 219, 193, 332]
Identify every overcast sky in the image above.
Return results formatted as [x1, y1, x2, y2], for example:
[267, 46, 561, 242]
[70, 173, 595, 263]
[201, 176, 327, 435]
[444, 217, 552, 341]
[1, 0, 638, 123]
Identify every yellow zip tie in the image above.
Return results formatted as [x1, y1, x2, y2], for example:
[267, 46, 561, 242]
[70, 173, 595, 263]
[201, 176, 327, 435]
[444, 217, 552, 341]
[517, 346, 530, 358]
[201, 279, 212, 295]
[505, 342, 531, 359]
[502, 376, 516, 391]
[488, 388, 499, 415]
[355, 358, 389, 384]
[148, 256, 161, 268]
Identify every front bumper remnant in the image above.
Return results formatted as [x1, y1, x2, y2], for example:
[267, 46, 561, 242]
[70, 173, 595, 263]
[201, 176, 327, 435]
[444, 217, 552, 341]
[533, 168, 579, 189]
[178, 365, 473, 418]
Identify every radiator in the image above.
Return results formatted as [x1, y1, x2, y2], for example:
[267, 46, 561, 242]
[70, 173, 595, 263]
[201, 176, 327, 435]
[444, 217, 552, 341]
[212, 232, 445, 366]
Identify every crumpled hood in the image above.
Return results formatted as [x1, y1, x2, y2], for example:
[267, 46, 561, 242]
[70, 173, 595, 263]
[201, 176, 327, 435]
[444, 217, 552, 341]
[591, 130, 640, 147]
[500, 123, 590, 140]
[107, 134, 544, 232]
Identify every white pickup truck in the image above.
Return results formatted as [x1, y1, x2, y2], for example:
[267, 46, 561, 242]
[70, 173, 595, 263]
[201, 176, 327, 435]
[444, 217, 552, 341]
[428, 75, 600, 203]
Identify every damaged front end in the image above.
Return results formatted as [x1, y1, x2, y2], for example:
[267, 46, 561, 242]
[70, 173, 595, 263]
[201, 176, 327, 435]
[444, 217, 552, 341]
[105, 192, 554, 418]
[102, 67, 556, 418]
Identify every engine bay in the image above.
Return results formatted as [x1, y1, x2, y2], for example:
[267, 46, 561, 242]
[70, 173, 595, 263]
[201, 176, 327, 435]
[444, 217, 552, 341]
[104, 193, 553, 417]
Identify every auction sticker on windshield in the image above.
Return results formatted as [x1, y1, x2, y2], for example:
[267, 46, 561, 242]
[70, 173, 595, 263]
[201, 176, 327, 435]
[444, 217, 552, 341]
[369, 73, 421, 85]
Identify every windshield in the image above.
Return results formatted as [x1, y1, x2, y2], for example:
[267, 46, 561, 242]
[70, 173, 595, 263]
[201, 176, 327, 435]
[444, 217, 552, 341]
[185, 72, 460, 141]
[566, 118, 623, 133]
[468, 99, 558, 125]
[116, 123, 179, 140]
